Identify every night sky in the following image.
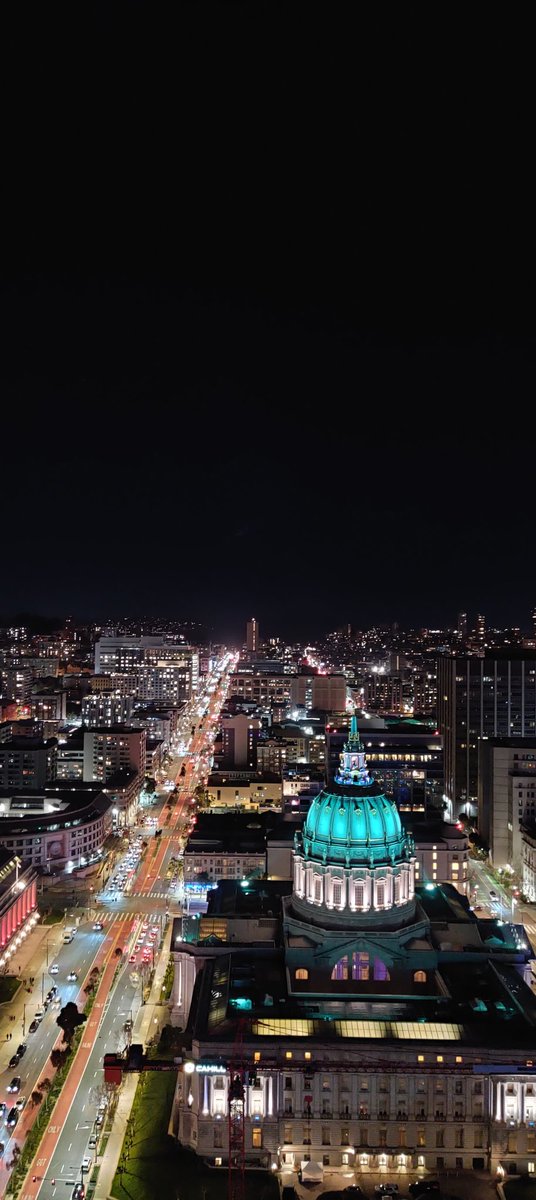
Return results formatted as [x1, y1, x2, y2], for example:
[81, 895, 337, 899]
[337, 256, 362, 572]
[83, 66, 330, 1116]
[1, 5, 534, 643]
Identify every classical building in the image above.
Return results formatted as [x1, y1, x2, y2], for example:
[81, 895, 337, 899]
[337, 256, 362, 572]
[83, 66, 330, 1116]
[171, 717, 536, 1184]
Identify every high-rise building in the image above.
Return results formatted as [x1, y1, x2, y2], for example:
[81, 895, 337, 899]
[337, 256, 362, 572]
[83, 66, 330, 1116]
[0, 737, 57, 789]
[221, 714, 261, 768]
[81, 693, 134, 728]
[82, 726, 146, 784]
[246, 618, 259, 654]
[478, 737, 536, 872]
[438, 653, 536, 818]
[457, 612, 467, 641]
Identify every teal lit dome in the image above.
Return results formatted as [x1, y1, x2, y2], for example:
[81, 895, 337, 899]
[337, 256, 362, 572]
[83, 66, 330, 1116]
[300, 715, 413, 867]
[302, 784, 409, 865]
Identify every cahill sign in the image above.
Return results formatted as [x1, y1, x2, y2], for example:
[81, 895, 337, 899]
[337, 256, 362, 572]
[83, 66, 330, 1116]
[196, 1062, 226, 1074]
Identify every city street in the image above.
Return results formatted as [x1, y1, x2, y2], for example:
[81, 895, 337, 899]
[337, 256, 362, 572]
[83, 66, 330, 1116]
[0, 659, 233, 1200]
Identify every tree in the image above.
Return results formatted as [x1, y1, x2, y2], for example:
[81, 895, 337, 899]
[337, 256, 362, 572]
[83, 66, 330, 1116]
[56, 1001, 87, 1044]
[31, 1090, 43, 1107]
[114, 947, 123, 958]
[144, 776, 157, 795]
[38, 1077, 52, 1092]
[50, 1048, 68, 1069]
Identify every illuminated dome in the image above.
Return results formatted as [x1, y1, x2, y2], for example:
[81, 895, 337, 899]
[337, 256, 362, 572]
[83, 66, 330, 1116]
[292, 716, 416, 928]
[302, 717, 411, 866]
[303, 786, 407, 864]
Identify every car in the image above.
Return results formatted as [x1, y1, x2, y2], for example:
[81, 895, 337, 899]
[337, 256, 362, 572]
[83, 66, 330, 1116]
[16, 1044, 26, 1058]
[15, 1096, 26, 1111]
[474, 903, 483, 911]
[28, 1019, 40, 1034]
[0, 1144, 4, 1158]
[88, 1132, 98, 1148]
[50, 963, 59, 974]
[6, 1107, 19, 1129]
[489, 890, 498, 899]
[129, 954, 137, 964]
[95, 1112, 103, 1127]
[124, 1018, 133, 1032]
[0, 1102, 6, 1117]
[68, 971, 78, 981]
[72, 1185, 85, 1200]
[408, 1184, 440, 1197]
[375, 1187, 399, 1197]
[7, 1077, 21, 1093]
[34, 1007, 45, 1019]
[81, 1156, 92, 1173]
[8, 1054, 20, 1069]
[93, 922, 103, 931]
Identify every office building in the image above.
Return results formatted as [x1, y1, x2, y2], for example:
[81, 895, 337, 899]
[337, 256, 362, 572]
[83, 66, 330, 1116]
[290, 674, 347, 714]
[0, 737, 57, 789]
[246, 618, 259, 654]
[438, 653, 536, 819]
[82, 726, 146, 785]
[81, 693, 134, 728]
[326, 721, 443, 814]
[0, 783, 113, 871]
[205, 770, 282, 813]
[221, 714, 261, 768]
[478, 738, 536, 873]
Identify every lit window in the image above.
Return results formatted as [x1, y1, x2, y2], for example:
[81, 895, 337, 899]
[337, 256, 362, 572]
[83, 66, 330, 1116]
[456, 1056, 463, 1063]
[418, 1055, 424, 1063]
[295, 968, 308, 980]
[285, 1051, 293, 1060]
[437, 1055, 443, 1063]
[254, 1052, 261, 1063]
[305, 1052, 312, 1060]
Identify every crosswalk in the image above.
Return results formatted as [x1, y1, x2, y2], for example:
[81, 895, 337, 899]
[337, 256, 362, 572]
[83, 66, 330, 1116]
[92, 909, 167, 925]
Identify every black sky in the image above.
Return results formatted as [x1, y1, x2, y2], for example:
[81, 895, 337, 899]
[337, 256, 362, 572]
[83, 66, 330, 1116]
[1, 4, 535, 643]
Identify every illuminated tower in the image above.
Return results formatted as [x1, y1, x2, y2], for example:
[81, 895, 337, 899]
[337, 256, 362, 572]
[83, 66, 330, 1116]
[246, 618, 258, 654]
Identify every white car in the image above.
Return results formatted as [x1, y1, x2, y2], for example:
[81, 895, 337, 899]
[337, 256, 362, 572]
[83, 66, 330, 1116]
[50, 963, 59, 975]
[81, 1157, 92, 1173]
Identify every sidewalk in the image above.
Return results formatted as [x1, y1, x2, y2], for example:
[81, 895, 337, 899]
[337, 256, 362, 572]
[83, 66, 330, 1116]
[94, 922, 173, 1199]
[0, 922, 65, 1047]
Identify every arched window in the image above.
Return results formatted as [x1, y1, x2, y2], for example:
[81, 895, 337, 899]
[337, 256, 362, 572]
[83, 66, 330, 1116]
[376, 882, 385, 907]
[355, 883, 364, 907]
[332, 881, 342, 907]
[414, 970, 427, 983]
[331, 955, 349, 980]
[295, 968, 308, 980]
[352, 951, 370, 980]
[373, 957, 391, 981]
[314, 875, 323, 902]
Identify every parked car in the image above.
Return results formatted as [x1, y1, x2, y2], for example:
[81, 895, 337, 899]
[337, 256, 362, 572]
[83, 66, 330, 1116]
[34, 1008, 45, 1020]
[15, 1096, 26, 1111]
[8, 1054, 21, 1069]
[72, 1185, 85, 1200]
[88, 1133, 98, 1149]
[93, 922, 103, 931]
[6, 1108, 19, 1128]
[7, 1078, 21, 1094]
[16, 1044, 26, 1058]
[81, 1156, 92, 1173]
[28, 1019, 40, 1034]
[68, 971, 78, 982]
[375, 1187, 399, 1197]
[50, 963, 59, 974]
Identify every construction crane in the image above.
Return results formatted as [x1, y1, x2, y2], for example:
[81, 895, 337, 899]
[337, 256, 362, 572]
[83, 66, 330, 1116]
[228, 1018, 247, 1200]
